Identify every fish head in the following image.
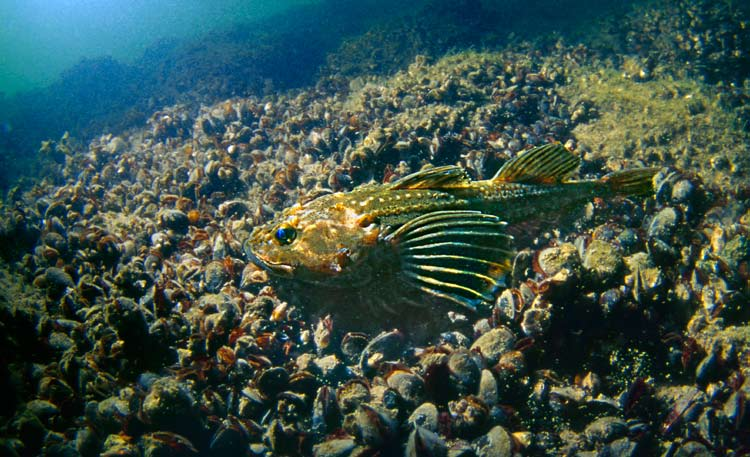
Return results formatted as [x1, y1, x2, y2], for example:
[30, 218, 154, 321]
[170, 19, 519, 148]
[245, 197, 380, 284]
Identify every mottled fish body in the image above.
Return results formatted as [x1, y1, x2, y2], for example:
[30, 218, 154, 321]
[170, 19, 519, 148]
[246, 143, 657, 312]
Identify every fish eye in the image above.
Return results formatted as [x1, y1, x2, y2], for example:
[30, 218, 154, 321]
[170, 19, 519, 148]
[274, 223, 297, 245]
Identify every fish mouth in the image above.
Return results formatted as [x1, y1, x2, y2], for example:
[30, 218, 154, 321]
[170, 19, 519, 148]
[243, 240, 295, 277]
[263, 262, 295, 276]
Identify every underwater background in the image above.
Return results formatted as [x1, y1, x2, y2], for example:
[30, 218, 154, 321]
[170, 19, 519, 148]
[0, 0, 749, 455]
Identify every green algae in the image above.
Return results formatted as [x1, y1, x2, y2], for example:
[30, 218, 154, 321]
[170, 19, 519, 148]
[561, 66, 750, 188]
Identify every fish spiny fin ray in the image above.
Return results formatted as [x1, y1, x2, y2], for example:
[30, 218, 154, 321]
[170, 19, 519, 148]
[492, 143, 581, 184]
[390, 165, 472, 189]
[384, 210, 514, 311]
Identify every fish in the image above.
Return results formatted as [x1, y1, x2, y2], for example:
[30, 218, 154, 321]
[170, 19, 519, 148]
[245, 143, 658, 314]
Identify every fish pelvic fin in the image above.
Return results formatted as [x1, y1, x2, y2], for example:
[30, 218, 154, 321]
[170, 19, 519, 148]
[492, 143, 581, 184]
[383, 210, 514, 312]
[600, 167, 660, 196]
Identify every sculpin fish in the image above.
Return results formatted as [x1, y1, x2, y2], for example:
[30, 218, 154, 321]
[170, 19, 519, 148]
[245, 143, 657, 314]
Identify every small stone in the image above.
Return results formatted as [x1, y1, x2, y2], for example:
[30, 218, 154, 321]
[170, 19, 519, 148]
[616, 228, 639, 252]
[43, 433, 78, 457]
[38, 376, 75, 407]
[336, 380, 370, 415]
[449, 396, 489, 438]
[671, 179, 694, 204]
[584, 416, 628, 444]
[447, 351, 481, 396]
[536, 243, 581, 277]
[199, 293, 240, 332]
[104, 297, 149, 357]
[477, 369, 499, 406]
[25, 400, 59, 424]
[142, 378, 199, 435]
[212, 234, 227, 260]
[673, 441, 713, 457]
[314, 355, 346, 382]
[649, 237, 679, 265]
[347, 404, 396, 448]
[142, 432, 197, 457]
[159, 209, 189, 233]
[625, 251, 664, 297]
[256, 367, 289, 398]
[639, 266, 664, 293]
[101, 433, 139, 457]
[721, 235, 749, 269]
[295, 353, 317, 373]
[312, 438, 356, 457]
[521, 307, 551, 337]
[48, 332, 75, 352]
[386, 370, 425, 408]
[42, 232, 68, 254]
[723, 391, 744, 425]
[511, 250, 534, 285]
[204, 260, 229, 293]
[340, 333, 369, 365]
[648, 207, 679, 240]
[41, 267, 75, 297]
[11, 410, 46, 454]
[406, 426, 447, 457]
[470, 327, 516, 365]
[602, 437, 638, 457]
[474, 425, 512, 457]
[599, 288, 622, 316]
[75, 427, 100, 457]
[408, 402, 439, 432]
[94, 395, 132, 435]
[106, 136, 128, 154]
[592, 224, 617, 241]
[583, 240, 623, 284]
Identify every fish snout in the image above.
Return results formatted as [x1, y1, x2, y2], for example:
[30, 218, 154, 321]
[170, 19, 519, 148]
[243, 238, 295, 277]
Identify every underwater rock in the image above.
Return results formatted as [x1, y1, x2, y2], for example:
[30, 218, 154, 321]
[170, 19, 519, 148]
[203, 260, 228, 294]
[536, 243, 581, 277]
[158, 209, 190, 233]
[406, 426, 448, 457]
[584, 416, 628, 445]
[473, 425, 513, 457]
[648, 207, 679, 240]
[312, 438, 356, 457]
[583, 240, 624, 284]
[407, 402, 439, 432]
[34, 267, 75, 299]
[141, 378, 201, 436]
[385, 368, 425, 409]
[469, 326, 516, 366]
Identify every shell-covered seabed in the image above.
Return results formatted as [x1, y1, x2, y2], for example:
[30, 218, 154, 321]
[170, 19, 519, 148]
[1, 0, 749, 456]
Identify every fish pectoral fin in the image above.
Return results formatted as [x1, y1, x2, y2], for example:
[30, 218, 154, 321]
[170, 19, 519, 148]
[384, 210, 514, 312]
[492, 143, 581, 184]
[390, 165, 472, 189]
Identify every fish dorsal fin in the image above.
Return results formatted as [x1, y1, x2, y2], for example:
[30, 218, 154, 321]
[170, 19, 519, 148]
[390, 165, 472, 190]
[383, 210, 514, 312]
[493, 143, 580, 184]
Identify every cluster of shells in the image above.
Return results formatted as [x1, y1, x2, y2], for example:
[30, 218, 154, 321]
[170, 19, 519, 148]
[613, 0, 750, 84]
[0, 43, 749, 457]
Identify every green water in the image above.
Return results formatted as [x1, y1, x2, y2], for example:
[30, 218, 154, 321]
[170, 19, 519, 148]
[0, 0, 318, 96]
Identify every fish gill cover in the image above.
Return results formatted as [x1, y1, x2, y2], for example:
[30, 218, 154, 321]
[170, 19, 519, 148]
[0, 0, 749, 455]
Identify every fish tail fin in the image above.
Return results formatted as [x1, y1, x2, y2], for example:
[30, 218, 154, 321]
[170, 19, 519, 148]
[600, 167, 659, 196]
